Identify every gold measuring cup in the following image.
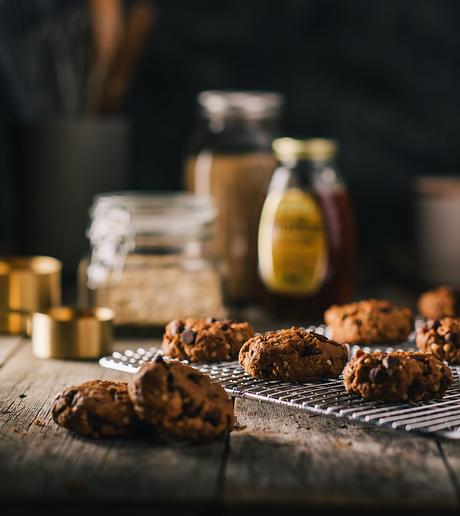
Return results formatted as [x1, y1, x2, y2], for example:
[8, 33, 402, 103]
[0, 256, 61, 334]
[0, 257, 113, 359]
[2, 305, 114, 359]
[31, 306, 114, 359]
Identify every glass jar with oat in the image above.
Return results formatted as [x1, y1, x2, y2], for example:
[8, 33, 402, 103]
[185, 90, 283, 305]
[79, 192, 225, 332]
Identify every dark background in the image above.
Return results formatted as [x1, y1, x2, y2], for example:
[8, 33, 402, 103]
[0, 0, 459, 272]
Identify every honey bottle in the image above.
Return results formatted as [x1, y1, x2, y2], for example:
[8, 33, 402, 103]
[258, 138, 356, 320]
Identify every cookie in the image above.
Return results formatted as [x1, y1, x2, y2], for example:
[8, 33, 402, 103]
[162, 318, 254, 362]
[238, 327, 348, 382]
[52, 380, 137, 438]
[324, 299, 413, 344]
[417, 286, 460, 319]
[416, 317, 460, 364]
[128, 355, 233, 441]
[343, 350, 453, 402]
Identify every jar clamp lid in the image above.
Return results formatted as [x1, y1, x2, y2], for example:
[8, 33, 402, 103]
[86, 191, 216, 289]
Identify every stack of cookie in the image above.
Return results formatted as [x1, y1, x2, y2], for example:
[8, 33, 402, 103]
[52, 298, 459, 439]
[52, 354, 233, 441]
[324, 297, 455, 402]
[415, 286, 460, 365]
[53, 318, 254, 440]
[235, 299, 453, 403]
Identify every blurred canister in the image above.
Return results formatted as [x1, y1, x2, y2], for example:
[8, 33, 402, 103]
[21, 118, 128, 278]
[415, 177, 460, 284]
[185, 91, 283, 304]
[0, 256, 61, 334]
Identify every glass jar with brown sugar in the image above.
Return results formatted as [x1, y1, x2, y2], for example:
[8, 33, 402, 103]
[185, 90, 283, 305]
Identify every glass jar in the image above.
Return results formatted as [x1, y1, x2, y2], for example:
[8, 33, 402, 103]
[79, 192, 226, 331]
[258, 138, 356, 320]
[185, 90, 283, 304]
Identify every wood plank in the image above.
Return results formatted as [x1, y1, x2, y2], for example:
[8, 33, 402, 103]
[224, 398, 458, 511]
[0, 340, 225, 506]
[3, 336, 459, 512]
[436, 439, 460, 502]
[0, 336, 24, 367]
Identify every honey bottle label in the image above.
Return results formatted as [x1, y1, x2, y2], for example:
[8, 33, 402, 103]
[258, 188, 328, 295]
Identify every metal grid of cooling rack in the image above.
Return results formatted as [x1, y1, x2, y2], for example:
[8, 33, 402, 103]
[99, 324, 460, 440]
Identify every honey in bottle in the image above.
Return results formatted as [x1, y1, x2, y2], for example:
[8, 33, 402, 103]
[258, 138, 356, 320]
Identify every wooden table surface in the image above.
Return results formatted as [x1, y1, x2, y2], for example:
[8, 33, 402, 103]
[2, 335, 460, 515]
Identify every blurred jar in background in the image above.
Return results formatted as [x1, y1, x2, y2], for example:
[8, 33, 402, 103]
[79, 192, 225, 332]
[258, 138, 356, 320]
[415, 177, 460, 285]
[185, 90, 283, 304]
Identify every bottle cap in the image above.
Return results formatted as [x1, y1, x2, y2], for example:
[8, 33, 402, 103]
[273, 137, 338, 161]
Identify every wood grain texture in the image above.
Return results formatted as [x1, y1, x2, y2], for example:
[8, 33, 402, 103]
[225, 398, 459, 511]
[2, 336, 460, 515]
[0, 335, 23, 367]
[0, 339, 225, 506]
[435, 439, 460, 503]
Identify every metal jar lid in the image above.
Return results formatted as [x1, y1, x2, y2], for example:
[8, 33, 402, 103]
[273, 137, 338, 161]
[198, 90, 283, 119]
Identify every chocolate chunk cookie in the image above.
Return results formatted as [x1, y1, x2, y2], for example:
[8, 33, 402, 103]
[324, 299, 413, 344]
[343, 350, 453, 402]
[52, 380, 137, 438]
[416, 317, 460, 364]
[239, 327, 348, 382]
[162, 318, 254, 362]
[417, 286, 460, 319]
[128, 355, 233, 441]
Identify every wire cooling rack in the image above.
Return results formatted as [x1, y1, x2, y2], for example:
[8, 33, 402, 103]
[99, 324, 460, 440]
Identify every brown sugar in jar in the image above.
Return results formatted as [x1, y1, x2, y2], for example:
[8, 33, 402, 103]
[185, 90, 283, 305]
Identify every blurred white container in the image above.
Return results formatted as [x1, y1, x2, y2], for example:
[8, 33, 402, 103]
[416, 177, 460, 284]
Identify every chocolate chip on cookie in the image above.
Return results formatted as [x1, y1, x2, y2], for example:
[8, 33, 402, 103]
[238, 327, 348, 382]
[418, 286, 460, 320]
[52, 380, 137, 438]
[162, 318, 254, 362]
[416, 317, 460, 364]
[343, 350, 453, 402]
[128, 356, 233, 441]
[324, 299, 413, 344]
